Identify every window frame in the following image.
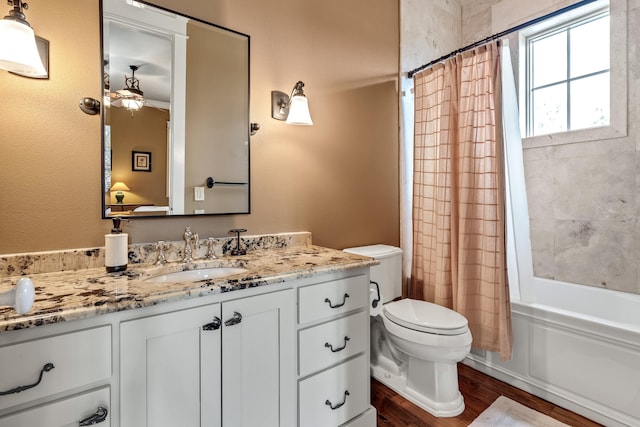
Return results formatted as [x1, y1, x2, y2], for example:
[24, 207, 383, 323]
[518, 0, 627, 149]
[525, 10, 610, 137]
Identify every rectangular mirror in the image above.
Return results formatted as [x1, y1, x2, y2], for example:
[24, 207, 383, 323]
[102, 0, 250, 218]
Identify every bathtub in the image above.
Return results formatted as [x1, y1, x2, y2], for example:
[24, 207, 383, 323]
[463, 278, 640, 427]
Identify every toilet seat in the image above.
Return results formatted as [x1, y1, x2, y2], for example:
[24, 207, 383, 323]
[383, 299, 468, 336]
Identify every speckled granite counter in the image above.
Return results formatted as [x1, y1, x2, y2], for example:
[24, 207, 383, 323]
[0, 244, 377, 332]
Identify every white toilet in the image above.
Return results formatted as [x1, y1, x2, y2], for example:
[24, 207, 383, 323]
[343, 244, 472, 417]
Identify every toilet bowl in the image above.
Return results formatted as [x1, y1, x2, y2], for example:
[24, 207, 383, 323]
[343, 245, 472, 417]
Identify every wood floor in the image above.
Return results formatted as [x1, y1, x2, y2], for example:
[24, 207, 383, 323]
[371, 363, 604, 426]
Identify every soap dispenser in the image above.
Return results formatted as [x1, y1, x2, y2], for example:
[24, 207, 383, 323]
[105, 217, 128, 272]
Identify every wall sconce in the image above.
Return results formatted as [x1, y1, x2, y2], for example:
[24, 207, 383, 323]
[271, 81, 313, 125]
[110, 181, 130, 204]
[0, 0, 48, 78]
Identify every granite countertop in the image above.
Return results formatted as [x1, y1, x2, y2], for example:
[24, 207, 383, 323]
[0, 245, 377, 332]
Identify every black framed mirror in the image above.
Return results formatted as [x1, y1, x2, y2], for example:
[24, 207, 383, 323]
[101, 0, 250, 218]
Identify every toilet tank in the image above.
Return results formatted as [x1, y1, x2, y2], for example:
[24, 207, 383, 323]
[343, 244, 403, 304]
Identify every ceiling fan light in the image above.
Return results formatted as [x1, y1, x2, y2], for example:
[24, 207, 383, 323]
[121, 96, 144, 110]
[114, 65, 145, 111]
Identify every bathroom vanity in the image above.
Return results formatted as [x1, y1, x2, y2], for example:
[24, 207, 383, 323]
[0, 235, 377, 427]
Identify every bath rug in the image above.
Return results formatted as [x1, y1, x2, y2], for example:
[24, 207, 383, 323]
[469, 396, 571, 427]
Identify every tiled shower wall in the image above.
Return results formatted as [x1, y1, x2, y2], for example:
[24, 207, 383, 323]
[460, 0, 640, 294]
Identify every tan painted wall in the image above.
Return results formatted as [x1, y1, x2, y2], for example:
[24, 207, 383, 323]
[0, 0, 399, 254]
[108, 106, 169, 207]
[184, 22, 249, 214]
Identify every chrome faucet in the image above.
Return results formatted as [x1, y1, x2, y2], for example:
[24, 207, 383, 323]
[205, 237, 216, 260]
[155, 240, 169, 265]
[183, 226, 199, 264]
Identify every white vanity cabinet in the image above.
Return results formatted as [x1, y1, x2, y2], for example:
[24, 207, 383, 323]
[297, 274, 377, 427]
[0, 262, 374, 427]
[120, 288, 295, 427]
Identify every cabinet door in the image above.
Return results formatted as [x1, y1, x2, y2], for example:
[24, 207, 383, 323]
[222, 289, 295, 427]
[120, 303, 222, 427]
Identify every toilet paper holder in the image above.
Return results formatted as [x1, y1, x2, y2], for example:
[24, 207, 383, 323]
[370, 280, 381, 308]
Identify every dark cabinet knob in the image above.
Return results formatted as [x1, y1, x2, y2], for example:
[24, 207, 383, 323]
[224, 311, 243, 326]
[202, 316, 222, 331]
[79, 405, 108, 425]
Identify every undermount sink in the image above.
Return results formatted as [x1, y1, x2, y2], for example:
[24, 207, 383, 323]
[145, 267, 248, 283]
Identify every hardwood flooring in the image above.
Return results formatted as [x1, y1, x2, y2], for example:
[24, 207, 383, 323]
[371, 363, 604, 427]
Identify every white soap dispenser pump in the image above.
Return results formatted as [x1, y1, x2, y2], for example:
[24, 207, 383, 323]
[105, 217, 128, 272]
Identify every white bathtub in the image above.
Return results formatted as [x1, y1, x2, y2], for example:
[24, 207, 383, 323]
[463, 278, 640, 427]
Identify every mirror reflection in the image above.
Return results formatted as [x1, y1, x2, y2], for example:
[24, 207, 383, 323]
[102, 0, 250, 218]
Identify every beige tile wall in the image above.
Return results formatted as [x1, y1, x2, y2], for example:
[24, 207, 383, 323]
[459, 0, 640, 294]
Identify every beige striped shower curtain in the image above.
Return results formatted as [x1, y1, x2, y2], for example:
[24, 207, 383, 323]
[409, 41, 513, 360]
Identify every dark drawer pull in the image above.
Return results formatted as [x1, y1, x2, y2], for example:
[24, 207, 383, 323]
[79, 405, 108, 425]
[202, 316, 221, 331]
[0, 362, 55, 396]
[224, 311, 243, 326]
[325, 336, 350, 353]
[324, 293, 349, 309]
[325, 390, 350, 410]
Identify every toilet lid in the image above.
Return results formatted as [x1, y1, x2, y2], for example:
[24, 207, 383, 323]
[383, 299, 469, 335]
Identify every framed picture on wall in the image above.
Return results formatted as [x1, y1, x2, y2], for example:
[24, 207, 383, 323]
[132, 151, 152, 172]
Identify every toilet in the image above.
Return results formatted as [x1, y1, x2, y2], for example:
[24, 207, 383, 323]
[343, 244, 472, 417]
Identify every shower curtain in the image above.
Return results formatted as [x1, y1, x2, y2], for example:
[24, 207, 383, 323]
[409, 41, 512, 360]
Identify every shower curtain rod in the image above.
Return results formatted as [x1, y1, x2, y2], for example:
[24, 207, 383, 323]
[407, 0, 598, 78]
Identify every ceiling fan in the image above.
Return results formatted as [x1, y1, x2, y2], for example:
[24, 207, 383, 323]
[105, 64, 145, 111]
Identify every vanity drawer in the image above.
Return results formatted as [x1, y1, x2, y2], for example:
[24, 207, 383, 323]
[299, 354, 369, 427]
[298, 311, 368, 377]
[0, 326, 111, 410]
[0, 386, 110, 427]
[298, 275, 368, 325]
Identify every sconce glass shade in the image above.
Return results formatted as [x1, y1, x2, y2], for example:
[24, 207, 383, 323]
[286, 95, 313, 125]
[110, 181, 130, 204]
[0, 19, 46, 77]
[271, 81, 313, 125]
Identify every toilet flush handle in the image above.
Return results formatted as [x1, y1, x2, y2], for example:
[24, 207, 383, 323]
[370, 281, 381, 308]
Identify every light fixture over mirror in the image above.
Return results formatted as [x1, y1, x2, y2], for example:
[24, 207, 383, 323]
[0, 0, 48, 78]
[102, 0, 250, 218]
[271, 81, 313, 125]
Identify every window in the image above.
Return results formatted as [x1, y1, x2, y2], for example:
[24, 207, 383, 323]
[524, 11, 610, 137]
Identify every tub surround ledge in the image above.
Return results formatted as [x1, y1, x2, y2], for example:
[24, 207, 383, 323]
[0, 232, 377, 332]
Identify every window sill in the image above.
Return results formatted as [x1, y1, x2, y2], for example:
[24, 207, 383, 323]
[522, 123, 627, 149]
